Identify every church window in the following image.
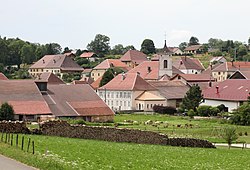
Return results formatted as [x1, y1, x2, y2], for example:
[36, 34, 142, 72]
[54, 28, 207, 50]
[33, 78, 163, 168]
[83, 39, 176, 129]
[164, 60, 168, 68]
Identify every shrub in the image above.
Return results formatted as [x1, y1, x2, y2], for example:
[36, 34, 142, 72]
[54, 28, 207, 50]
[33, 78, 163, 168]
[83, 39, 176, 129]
[231, 103, 250, 125]
[220, 127, 238, 149]
[187, 109, 195, 119]
[197, 105, 220, 117]
[153, 105, 176, 115]
[0, 102, 15, 121]
[245, 132, 248, 136]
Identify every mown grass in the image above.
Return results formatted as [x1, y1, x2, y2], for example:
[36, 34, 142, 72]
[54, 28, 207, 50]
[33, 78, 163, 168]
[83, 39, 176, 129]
[0, 134, 249, 170]
[113, 114, 250, 143]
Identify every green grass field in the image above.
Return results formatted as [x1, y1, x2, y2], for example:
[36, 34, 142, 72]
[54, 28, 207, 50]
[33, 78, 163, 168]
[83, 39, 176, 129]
[112, 114, 250, 143]
[0, 134, 249, 170]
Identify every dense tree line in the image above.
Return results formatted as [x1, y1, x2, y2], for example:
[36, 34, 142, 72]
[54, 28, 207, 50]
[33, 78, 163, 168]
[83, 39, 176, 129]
[0, 36, 62, 68]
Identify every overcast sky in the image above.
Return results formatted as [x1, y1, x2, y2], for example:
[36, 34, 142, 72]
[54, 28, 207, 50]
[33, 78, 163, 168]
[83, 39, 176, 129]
[0, 0, 249, 50]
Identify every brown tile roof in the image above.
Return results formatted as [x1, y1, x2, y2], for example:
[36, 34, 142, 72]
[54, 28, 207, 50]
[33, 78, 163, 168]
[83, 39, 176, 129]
[184, 45, 203, 51]
[203, 79, 250, 101]
[120, 50, 148, 65]
[0, 73, 8, 80]
[127, 61, 182, 80]
[201, 63, 222, 75]
[172, 74, 215, 82]
[173, 57, 204, 71]
[35, 72, 65, 84]
[80, 52, 96, 58]
[43, 84, 114, 116]
[0, 80, 51, 115]
[30, 54, 83, 71]
[149, 80, 189, 99]
[99, 73, 156, 91]
[94, 59, 130, 71]
[73, 77, 94, 85]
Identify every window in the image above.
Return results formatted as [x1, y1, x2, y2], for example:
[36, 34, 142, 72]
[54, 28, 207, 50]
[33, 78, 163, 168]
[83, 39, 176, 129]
[92, 73, 94, 76]
[120, 101, 122, 106]
[218, 72, 221, 75]
[120, 92, 123, 98]
[99, 92, 103, 97]
[128, 101, 130, 106]
[164, 60, 168, 68]
[116, 92, 118, 98]
[124, 101, 126, 107]
[147, 104, 149, 109]
[111, 92, 114, 98]
[107, 92, 110, 98]
[116, 101, 118, 106]
[98, 73, 100, 76]
[111, 100, 113, 106]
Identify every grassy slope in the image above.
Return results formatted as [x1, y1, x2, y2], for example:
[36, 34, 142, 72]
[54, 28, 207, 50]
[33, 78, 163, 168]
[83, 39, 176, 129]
[114, 114, 250, 143]
[0, 134, 250, 170]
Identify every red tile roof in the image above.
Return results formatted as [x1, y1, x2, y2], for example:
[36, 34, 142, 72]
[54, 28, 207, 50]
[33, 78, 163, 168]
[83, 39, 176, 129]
[30, 54, 83, 71]
[120, 50, 148, 65]
[173, 57, 204, 71]
[43, 84, 114, 116]
[203, 79, 250, 101]
[80, 52, 96, 58]
[91, 76, 103, 90]
[94, 59, 130, 70]
[127, 61, 182, 80]
[99, 73, 156, 91]
[35, 72, 65, 84]
[0, 73, 8, 80]
[0, 80, 51, 115]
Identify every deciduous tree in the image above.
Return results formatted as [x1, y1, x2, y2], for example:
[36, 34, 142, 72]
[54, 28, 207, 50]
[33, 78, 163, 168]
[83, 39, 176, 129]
[87, 34, 111, 57]
[188, 36, 199, 46]
[140, 39, 156, 55]
[0, 102, 15, 121]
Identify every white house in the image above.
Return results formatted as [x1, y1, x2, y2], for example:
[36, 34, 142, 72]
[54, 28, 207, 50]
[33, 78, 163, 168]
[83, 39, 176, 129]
[202, 79, 250, 112]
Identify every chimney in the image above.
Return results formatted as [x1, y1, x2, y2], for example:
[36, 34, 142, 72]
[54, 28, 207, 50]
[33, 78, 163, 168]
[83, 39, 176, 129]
[216, 86, 219, 94]
[42, 59, 45, 64]
[122, 72, 126, 80]
[231, 59, 234, 67]
[137, 72, 140, 76]
[210, 64, 213, 70]
[147, 66, 151, 73]
[209, 81, 212, 87]
[53, 59, 56, 63]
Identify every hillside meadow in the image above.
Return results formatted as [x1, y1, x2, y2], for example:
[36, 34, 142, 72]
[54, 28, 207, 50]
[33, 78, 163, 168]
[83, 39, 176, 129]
[0, 134, 249, 170]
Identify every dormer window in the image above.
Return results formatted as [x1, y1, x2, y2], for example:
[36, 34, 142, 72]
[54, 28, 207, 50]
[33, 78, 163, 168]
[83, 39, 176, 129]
[164, 60, 168, 68]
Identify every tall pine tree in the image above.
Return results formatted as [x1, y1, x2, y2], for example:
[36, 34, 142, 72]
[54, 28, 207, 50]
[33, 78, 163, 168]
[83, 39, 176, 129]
[181, 85, 203, 111]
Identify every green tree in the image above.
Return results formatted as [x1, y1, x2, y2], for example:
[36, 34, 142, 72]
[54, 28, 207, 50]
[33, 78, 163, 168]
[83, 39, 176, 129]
[237, 45, 248, 60]
[46, 43, 62, 55]
[220, 127, 238, 149]
[140, 39, 156, 55]
[179, 42, 188, 51]
[87, 34, 111, 57]
[63, 47, 71, 53]
[0, 102, 15, 120]
[111, 44, 125, 55]
[231, 103, 250, 125]
[208, 38, 223, 50]
[189, 36, 199, 46]
[99, 67, 124, 87]
[21, 44, 34, 64]
[8, 39, 25, 68]
[181, 85, 203, 111]
[0, 37, 8, 65]
[124, 45, 136, 51]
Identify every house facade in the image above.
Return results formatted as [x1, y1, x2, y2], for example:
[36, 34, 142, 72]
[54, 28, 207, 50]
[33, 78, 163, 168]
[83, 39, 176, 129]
[80, 52, 98, 62]
[184, 45, 203, 54]
[173, 56, 204, 74]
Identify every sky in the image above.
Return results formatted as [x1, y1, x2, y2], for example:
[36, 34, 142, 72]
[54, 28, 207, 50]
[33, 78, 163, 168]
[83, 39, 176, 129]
[0, 0, 250, 50]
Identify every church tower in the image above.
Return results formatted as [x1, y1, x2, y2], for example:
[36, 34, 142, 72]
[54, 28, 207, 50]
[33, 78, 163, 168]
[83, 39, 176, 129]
[158, 40, 173, 78]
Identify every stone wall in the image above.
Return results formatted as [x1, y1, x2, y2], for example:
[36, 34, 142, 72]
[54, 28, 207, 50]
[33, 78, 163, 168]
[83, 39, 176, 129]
[0, 121, 30, 133]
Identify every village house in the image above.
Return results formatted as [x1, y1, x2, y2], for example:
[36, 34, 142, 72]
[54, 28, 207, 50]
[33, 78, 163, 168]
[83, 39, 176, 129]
[184, 45, 203, 54]
[171, 73, 215, 90]
[210, 56, 227, 64]
[211, 61, 250, 82]
[120, 50, 148, 68]
[149, 81, 189, 108]
[80, 52, 98, 62]
[91, 59, 130, 81]
[0, 73, 114, 122]
[97, 73, 167, 111]
[202, 79, 250, 112]
[173, 56, 204, 74]
[168, 47, 183, 55]
[29, 54, 84, 78]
